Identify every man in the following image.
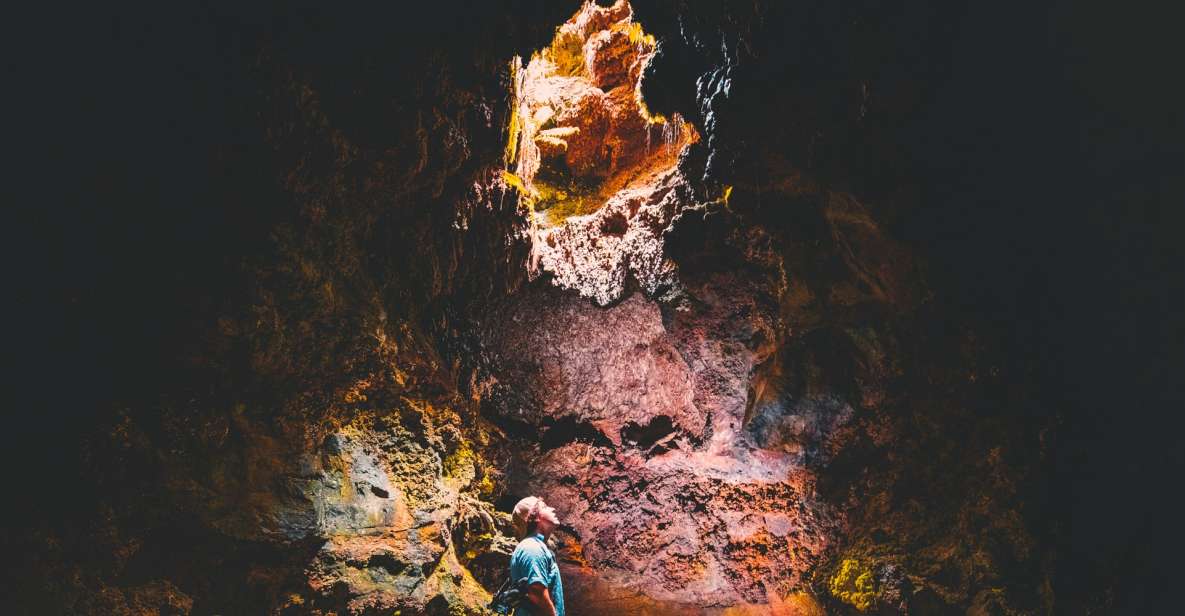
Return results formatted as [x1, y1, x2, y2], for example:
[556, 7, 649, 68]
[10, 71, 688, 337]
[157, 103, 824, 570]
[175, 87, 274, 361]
[509, 496, 565, 616]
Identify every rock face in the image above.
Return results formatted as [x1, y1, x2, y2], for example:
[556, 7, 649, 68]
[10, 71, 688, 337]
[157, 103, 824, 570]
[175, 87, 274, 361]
[480, 291, 703, 444]
[12, 0, 1109, 614]
[478, 280, 845, 610]
[473, 168, 950, 611]
[507, 0, 700, 306]
[531, 165, 695, 306]
[302, 421, 494, 615]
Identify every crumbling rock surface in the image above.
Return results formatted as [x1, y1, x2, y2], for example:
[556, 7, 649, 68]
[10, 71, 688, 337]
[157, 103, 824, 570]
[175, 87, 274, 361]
[532, 166, 694, 306]
[475, 269, 853, 610]
[301, 422, 492, 614]
[67, 349, 510, 615]
[471, 155, 1052, 613]
[9, 9, 533, 610]
[480, 290, 702, 445]
[509, 0, 699, 306]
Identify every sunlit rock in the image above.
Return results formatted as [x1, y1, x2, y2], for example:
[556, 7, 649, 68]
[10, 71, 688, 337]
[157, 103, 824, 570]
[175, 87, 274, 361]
[477, 271, 851, 609]
[505, 0, 699, 306]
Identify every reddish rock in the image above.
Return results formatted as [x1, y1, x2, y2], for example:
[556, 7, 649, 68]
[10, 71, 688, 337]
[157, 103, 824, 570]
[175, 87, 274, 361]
[546, 79, 611, 178]
[478, 276, 850, 610]
[481, 290, 702, 443]
[584, 27, 635, 90]
[20, 1, 1064, 615]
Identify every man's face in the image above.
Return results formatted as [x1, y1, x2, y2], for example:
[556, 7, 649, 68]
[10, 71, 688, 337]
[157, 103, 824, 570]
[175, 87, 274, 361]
[537, 500, 560, 527]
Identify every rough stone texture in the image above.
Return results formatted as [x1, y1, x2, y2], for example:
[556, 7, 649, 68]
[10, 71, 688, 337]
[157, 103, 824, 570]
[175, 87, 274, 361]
[471, 153, 1052, 613]
[532, 77, 612, 178]
[64, 335, 510, 615]
[511, 0, 699, 306]
[300, 422, 495, 614]
[584, 28, 635, 91]
[475, 269, 851, 610]
[532, 165, 692, 305]
[5, 6, 536, 610]
[481, 291, 702, 444]
[14, 0, 1166, 614]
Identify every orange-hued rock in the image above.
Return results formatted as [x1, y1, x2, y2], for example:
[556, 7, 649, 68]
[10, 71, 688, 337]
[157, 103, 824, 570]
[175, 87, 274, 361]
[602, 83, 651, 170]
[512, 0, 688, 186]
[545, 77, 611, 178]
[584, 27, 635, 90]
[77, 581, 194, 616]
[508, 0, 700, 305]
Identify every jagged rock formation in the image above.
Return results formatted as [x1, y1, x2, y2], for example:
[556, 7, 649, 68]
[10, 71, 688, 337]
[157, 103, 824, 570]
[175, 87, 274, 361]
[506, 0, 699, 305]
[478, 283, 844, 611]
[472, 162, 1006, 612]
[15, 0, 1178, 614]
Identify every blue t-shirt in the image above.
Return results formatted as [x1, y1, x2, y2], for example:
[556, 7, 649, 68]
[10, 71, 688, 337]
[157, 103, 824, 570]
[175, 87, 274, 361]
[509, 534, 565, 616]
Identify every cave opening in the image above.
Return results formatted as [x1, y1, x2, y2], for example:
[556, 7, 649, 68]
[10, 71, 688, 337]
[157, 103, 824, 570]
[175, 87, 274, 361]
[496, 0, 711, 309]
[503, 0, 697, 229]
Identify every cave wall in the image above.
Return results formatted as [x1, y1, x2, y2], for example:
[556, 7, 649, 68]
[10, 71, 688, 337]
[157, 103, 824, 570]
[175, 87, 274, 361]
[8, 0, 1183, 614]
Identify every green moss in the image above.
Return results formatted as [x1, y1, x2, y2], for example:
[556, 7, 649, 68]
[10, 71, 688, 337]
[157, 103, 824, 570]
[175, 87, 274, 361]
[462, 531, 497, 561]
[829, 559, 877, 612]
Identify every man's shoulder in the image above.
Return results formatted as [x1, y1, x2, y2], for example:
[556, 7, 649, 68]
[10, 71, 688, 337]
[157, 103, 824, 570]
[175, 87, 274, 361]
[511, 537, 549, 558]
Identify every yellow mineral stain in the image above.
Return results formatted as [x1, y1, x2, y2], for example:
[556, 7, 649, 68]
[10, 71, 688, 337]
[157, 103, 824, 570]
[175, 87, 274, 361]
[829, 559, 877, 611]
[504, 58, 522, 167]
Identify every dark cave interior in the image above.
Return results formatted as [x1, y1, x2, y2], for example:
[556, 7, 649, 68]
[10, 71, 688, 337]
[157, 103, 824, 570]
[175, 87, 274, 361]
[7, 1, 1184, 614]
